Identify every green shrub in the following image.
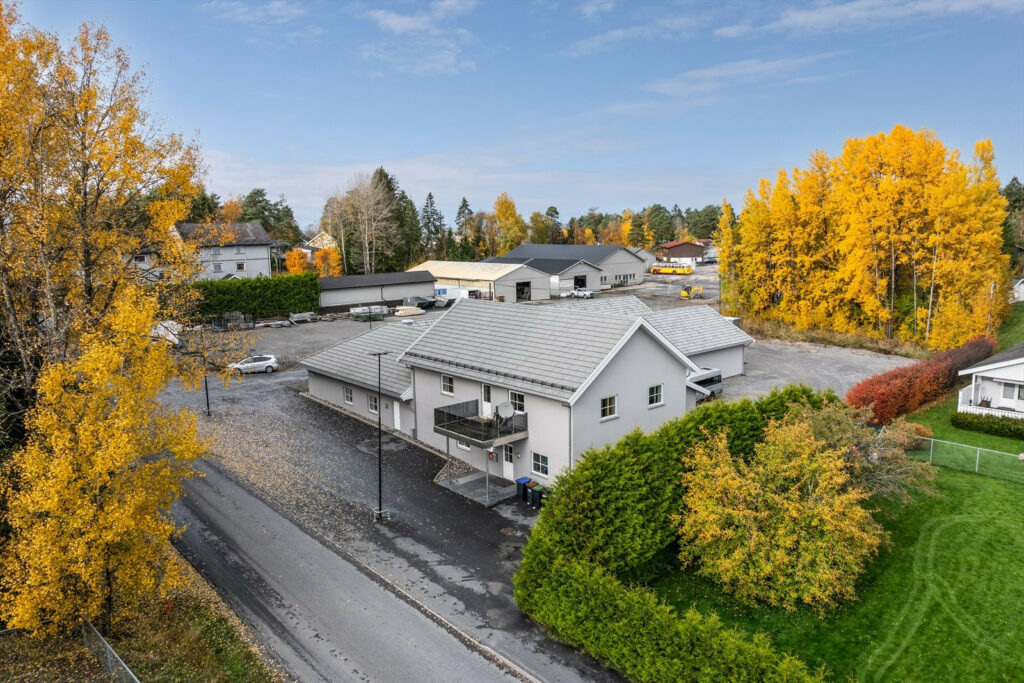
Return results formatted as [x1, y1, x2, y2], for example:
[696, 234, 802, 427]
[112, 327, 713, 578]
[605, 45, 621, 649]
[192, 272, 318, 318]
[513, 555, 819, 683]
[950, 412, 1024, 441]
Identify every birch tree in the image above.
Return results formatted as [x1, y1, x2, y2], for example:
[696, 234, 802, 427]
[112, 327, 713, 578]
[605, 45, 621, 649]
[340, 173, 397, 274]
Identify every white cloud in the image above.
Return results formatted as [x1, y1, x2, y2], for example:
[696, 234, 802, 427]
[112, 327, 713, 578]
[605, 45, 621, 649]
[356, 0, 478, 74]
[562, 15, 696, 57]
[718, 0, 1022, 36]
[644, 53, 840, 98]
[580, 0, 615, 19]
[200, 0, 307, 24]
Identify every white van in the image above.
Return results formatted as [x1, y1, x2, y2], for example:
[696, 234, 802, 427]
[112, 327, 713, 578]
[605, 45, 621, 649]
[689, 367, 723, 402]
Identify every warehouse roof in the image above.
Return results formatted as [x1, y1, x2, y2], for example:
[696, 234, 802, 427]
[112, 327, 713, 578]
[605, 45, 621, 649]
[300, 320, 435, 400]
[408, 260, 547, 281]
[642, 305, 754, 356]
[502, 243, 644, 265]
[176, 222, 272, 246]
[483, 256, 603, 275]
[398, 298, 698, 402]
[320, 271, 436, 291]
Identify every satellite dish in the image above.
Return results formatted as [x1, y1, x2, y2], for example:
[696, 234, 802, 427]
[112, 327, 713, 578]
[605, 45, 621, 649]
[495, 402, 514, 419]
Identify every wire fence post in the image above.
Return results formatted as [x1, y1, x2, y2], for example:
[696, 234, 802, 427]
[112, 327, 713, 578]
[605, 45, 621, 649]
[929, 439, 934, 463]
[976, 447, 981, 473]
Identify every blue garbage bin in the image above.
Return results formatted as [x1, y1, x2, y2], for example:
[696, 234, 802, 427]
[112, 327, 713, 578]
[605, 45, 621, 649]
[515, 477, 531, 502]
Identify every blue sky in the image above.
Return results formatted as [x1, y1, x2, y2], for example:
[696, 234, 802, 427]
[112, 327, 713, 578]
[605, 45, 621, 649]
[21, 0, 1024, 229]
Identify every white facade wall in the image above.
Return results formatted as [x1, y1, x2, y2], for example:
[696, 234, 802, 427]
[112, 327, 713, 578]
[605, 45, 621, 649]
[493, 271, 551, 301]
[964, 364, 1024, 412]
[307, 371, 415, 436]
[320, 281, 435, 309]
[571, 328, 695, 458]
[197, 244, 272, 280]
[689, 345, 745, 379]
[596, 251, 645, 288]
[556, 263, 604, 293]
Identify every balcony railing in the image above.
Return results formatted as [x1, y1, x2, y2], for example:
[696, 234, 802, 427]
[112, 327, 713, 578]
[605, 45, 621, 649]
[433, 399, 529, 447]
[957, 403, 1024, 420]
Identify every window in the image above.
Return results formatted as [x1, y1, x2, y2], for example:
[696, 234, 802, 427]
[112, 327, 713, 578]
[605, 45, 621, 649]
[648, 384, 663, 406]
[134, 254, 146, 263]
[212, 247, 221, 256]
[509, 391, 525, 412]
[457, 440, 470, 451]
[368, 394, 378, 414]
[441, 374, 454, 395]
[600, 395, 617, 419]
[1004, 383, 1016, 399]
[600, 275, 608, 283]
[502, 444, 514, 463]
[482, 385, 491, 402]
[532, 452, 549, 476]
[1020, 385, 1024, 400]
[234, 245, 245, 254]
[213, 263, 223, 273]
[236, 262, 245, 271]
[343, 386, 353, 405]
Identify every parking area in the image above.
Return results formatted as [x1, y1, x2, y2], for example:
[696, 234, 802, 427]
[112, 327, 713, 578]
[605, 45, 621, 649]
[725, 340, 913, 400]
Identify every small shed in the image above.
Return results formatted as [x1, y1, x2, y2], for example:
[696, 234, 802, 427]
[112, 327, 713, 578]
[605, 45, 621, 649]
[319, 271, 437, 312]
[657, 241, 706, 265]
[409, 261, 552, 301]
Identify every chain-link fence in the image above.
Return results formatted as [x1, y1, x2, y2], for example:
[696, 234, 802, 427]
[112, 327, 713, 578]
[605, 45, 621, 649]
[81, 621, 140, 683]
[911, 437, 1024, 485]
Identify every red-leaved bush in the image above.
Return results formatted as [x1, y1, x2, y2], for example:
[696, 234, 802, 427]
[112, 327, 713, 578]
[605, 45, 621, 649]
[846, 337, 997, 424]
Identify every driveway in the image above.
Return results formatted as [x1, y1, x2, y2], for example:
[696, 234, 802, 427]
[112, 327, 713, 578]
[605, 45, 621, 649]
[727, 340, 914, 400]
[165, 371, 618, 683]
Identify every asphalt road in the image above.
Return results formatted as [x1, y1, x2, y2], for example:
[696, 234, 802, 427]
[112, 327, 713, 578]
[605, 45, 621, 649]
[175, 459, 520, 683]
[166, 371, 619, 683]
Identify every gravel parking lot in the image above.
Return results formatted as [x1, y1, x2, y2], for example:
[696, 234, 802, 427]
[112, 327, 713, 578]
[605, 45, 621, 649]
[726, 340, 914, 400]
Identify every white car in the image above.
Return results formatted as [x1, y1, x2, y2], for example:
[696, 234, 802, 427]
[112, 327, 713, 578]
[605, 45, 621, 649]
[229, 354, 279, 374]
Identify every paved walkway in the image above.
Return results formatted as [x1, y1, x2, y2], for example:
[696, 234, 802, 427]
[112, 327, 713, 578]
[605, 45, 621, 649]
[438, 470, 519, 507]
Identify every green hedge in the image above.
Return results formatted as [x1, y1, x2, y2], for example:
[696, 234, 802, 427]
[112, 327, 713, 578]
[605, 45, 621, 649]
[950, 411, 1024, 441]
[192, 272, 319, 318]
[513, 385, 833, 680]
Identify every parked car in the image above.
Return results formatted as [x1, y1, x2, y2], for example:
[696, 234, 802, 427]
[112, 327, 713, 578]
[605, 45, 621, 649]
[228, 354, 279, 374]
[559, 287, 595, 299]
[689, 367, 723, 402]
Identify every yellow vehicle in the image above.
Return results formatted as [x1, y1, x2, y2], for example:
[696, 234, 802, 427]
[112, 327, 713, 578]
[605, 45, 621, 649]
[651, 265, 693, 275]
[680, 284, 704, 299]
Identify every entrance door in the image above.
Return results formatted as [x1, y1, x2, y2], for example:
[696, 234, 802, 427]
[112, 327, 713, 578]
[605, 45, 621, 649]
[573, 274, 587, 289]
[502, 444, 515, 480]
[481, 384, 492, 417]
[515, 281, 531, 301]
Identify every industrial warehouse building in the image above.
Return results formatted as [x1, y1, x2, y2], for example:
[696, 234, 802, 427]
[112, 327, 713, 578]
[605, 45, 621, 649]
[408, 260, 552, 301]
[495, 243, 647, 289]
[319, 271, 437, 312]
[483, 255, 605, 295]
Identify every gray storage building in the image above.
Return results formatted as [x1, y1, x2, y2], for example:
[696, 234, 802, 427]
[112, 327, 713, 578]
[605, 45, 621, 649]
[319, 271, 436, 312]
[500, 244, 646, 289]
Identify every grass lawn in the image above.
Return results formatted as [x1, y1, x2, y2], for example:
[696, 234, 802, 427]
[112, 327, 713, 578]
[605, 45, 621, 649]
[652, 468, 1024, 682]
[998, 302, 1024, 350]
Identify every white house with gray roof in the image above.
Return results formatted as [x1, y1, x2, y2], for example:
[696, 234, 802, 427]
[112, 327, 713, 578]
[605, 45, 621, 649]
[957, 341, 1024, 420]
[397, 299, 706, 485]
[300, 319, 435, 435]
[174, 221, 273, 280]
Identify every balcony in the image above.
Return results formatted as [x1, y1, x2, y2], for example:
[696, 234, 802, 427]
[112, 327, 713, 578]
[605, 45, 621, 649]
[958, 385, 1024, 420]
[433, 399, 528, 448]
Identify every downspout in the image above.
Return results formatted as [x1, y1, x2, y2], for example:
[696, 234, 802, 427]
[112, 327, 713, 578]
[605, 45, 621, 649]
[568, 402, 574, 471]
[412, 367, 419, 439]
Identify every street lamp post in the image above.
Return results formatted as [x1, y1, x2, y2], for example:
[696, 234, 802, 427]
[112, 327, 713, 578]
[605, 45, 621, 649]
[368, 351, 390, 521]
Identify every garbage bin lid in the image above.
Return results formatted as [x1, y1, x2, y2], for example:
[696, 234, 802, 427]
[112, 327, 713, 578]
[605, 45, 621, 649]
[533, 485, 547, 493]
[515, 477, 531, 484]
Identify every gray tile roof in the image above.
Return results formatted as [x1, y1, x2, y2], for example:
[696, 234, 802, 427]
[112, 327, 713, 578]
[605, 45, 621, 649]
[502, 243, 644, 266]
[642, 306, 754, 356]
[483, 256, 601, 275]
[544, 294, 653, 317]
[300, 320, 435, 399]
[399, 298, 643, 401]
[961, 341, 1024, 374]
[176, 222, 272, 247]
[320, 271, 436, 290]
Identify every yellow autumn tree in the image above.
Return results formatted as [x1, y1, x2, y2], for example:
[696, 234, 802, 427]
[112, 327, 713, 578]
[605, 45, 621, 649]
[728, 126, 1009, 348]
[285, 248, 311, 273]
[582, 228, 596, 245]
[494, 192, 526, 255]
[715, 200, 740, 314]
[0, 288, 204, 634]
[313, 247, 342, 276]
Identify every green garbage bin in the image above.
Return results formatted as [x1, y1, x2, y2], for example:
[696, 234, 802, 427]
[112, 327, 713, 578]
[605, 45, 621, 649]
[531, 485, 547, 510]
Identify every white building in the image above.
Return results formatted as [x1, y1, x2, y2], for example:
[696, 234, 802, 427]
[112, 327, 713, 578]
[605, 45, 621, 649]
[627, 247, 658, 272]
[484, 256, 605, 295]
[409, 261, 552, 301]
[319, 271, 437, 311]
[957, 342, 1024, 420]
[497, 244, 646, 289]
[175, 222, 273, 280]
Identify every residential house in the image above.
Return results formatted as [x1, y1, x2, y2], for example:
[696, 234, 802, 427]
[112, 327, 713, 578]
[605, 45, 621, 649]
[301, 319, 435, 435]
[957, 342, 1024, 420]
[319, 271, 437, 312]
[657, 240, 706, 266]
[176, 222, 273, 280]
[408, 261, 552, 301]
[295, 231, 338, 262]
[499, 244, 646, 289]
[398, 299, 707, 483]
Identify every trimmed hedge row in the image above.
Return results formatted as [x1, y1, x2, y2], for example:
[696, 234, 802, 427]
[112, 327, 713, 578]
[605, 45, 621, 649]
[950, 411, 1024, 441]
[846, 337, 997, 424]
[513, 385, 832, 681]
[192, 272, 319, 318]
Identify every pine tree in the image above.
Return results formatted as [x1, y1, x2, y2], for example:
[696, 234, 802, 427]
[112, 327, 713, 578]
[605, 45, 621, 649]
[420, 192, 445, 259]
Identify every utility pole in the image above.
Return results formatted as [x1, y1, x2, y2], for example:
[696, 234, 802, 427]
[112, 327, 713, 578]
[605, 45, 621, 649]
[369, 351, 390, 521]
